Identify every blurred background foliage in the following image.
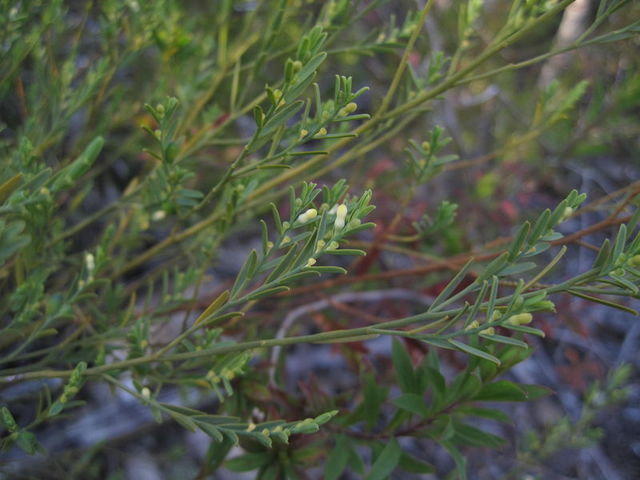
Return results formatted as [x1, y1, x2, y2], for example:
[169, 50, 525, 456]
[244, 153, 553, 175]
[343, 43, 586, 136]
[1, 0, 640, 478]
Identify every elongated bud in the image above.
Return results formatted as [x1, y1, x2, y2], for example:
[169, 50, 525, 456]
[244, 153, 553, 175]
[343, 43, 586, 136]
[465, 320, 480, 331]
[628, 254, 640, 267]
[297, 208, 318, 223]
[506, 313, 533, 325]
[344, 102, 357, 113]
[334, 204, 348, 229]
[560, 206, 574, 222]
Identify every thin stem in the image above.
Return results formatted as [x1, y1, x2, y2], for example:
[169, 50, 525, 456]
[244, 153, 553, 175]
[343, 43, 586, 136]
[376, 0, 435, 116]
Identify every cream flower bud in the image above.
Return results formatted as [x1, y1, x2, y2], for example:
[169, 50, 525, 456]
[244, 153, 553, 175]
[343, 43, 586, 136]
[85, 253, 95, 273]
[335, 204, 348, 229]
[152, 210, 166, 221]
[465, 320, 480, 331]
[297, 208, 318, 223]
[560, 206, 574, 222]
[306, 258, 317, 267]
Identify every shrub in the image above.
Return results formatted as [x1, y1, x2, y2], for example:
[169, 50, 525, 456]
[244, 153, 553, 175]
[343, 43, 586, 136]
[1, 1, 639, 478]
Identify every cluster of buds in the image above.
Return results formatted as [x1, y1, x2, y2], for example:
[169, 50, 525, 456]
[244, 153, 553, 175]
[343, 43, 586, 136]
[289, 417, 320, 434]
[257, 424, 291, 444]
[205, 353, 250, 399]
[465, 319, 494, 335]
[49, 362, 87, 416]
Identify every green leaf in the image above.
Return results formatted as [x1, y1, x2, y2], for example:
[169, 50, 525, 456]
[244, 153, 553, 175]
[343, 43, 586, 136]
[245, 285, 290, 301]
[168, 411, 198, 431]
[392, 338, 417, 393]
[519, 383, 553, 401]
[479, 333, 529, 348]
[231, 249, 258, 297]
[424, 365, 446, 396]
[0, 173, 22, 203]
[194, 290, 230, 326]
[474, 380, 526, 402]
[294, 52, 327, 89]
[430, 258, 474, 311]
[306, 265, 348, 275]
[324, 248, 366, 256]
[195, 421, 224, 442]
[448, 339, 501, 365]
[499, 261, 537, 276]
[226, 452, 271, 472]
[457, 406, 511, 423]
[15, 431, 42, 455]
[502, 323, 546, 337]
[324, 435, 350, 480]
[392, 393, 429, 417]
[362, 373, 388, 428]
[261, 100, 304, 136]
[473, 380, 551, 402]
[442, 441, 467, 480]
[265, 245, 298, 283]
[365, 438, 401, 480]
[398, 451, 435, 474]
[508, 222, 530, 260]
[568, 290, 638, 315]
[453, 422, 506, 448]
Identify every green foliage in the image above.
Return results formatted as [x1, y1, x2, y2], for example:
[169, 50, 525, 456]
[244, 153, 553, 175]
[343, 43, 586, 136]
[0, 0, 639, 478]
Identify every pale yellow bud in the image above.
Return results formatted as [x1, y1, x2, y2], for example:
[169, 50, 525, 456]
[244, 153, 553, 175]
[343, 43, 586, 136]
[465, 320, 480, 331]
[344, 102, 357, 113]
[297, 208, 318, 223]
[506, 313, 533, 325]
